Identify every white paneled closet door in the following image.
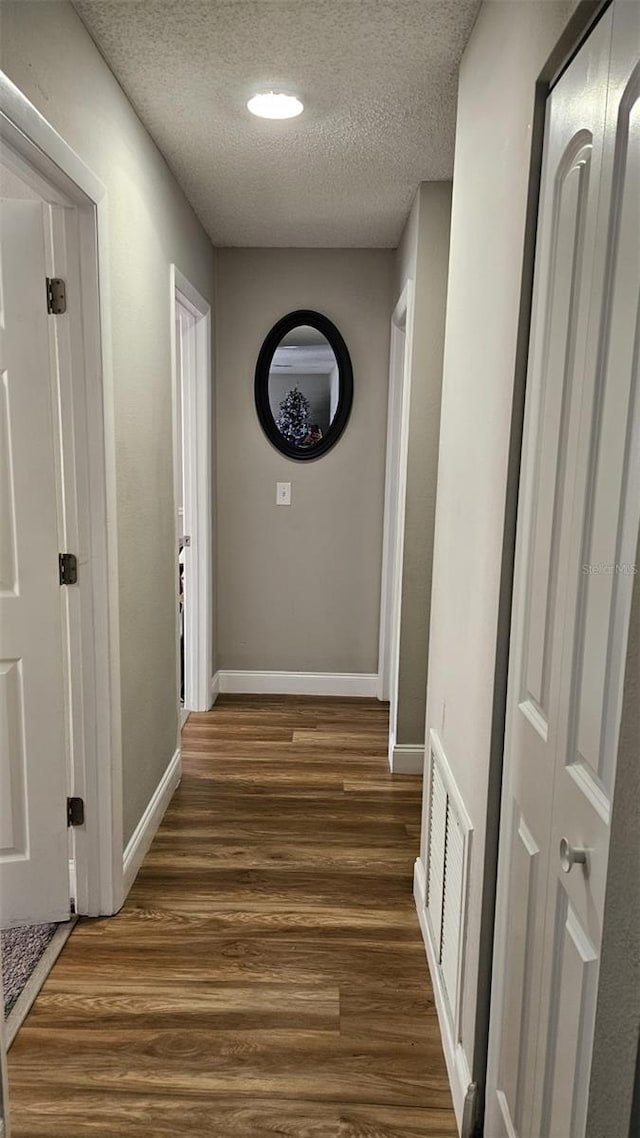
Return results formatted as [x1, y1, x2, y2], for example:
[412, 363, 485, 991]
[486, 4, 640, 1136]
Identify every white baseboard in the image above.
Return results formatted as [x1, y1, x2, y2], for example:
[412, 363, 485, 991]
[214, 670, 379, 698]
[414, 857, 471, 1134]
[123, 748, 181, 897]
[210, 671, 220, 705]
[390, 743, 425, 774]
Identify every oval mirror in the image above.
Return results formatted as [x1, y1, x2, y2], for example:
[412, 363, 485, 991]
[254, 310, 353, 460]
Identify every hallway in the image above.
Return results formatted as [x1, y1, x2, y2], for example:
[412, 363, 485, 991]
[7, 697, 455, 1137]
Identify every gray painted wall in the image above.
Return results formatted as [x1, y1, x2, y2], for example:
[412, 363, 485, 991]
[1, 1, 217, 845]
[419, 0, 575, 1078]
[215, 248, 392, 675]
[392, 182, 451, 746]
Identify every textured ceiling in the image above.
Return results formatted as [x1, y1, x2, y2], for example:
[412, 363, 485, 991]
[74, 0, 481, 247]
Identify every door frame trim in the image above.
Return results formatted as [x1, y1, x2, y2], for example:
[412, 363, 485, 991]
[170, 266, 213, 716]
[377, 280, 414, 743]
[0, 71, 124, 918]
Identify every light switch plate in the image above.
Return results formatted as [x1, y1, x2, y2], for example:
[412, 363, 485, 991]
[276, 481, 291, 506]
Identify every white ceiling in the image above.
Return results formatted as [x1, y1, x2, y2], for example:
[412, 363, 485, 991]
[272, 341, 336, 374]
[74, 0, 481, 248]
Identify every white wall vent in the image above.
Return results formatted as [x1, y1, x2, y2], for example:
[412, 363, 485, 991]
[425, 729, 473, 1034]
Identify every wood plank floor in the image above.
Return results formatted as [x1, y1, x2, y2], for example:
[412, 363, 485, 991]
[8, 696, 456, 1137]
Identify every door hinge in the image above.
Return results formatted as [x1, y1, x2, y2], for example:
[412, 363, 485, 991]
[46, 276, 67, 315]
[67, 797, 85, 827]
[59, 552, 78, 585]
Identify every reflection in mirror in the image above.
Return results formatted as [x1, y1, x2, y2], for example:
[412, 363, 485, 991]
[267, 326, 339, 450]
[255, 310, 353, 460]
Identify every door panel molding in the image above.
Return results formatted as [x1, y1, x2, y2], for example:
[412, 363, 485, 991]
[567, 62, 640, 798]
[496, 808, 540, 1137]
[0, 660, 27, 858]
[523, 135, 592, 719]
[540, 892, 598, 1138]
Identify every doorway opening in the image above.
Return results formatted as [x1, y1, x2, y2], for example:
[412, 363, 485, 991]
[378, 281, 414, 768]
[170, 268, 213, 721]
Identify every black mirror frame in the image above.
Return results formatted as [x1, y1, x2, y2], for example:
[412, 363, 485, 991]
[254, 309, 353, 461]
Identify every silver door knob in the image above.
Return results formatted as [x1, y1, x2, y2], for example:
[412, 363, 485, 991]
[560, 837, 588, 873]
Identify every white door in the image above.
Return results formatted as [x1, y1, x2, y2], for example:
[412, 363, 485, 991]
[0, 198, 70, 927]
[486, 4, 640, 1136]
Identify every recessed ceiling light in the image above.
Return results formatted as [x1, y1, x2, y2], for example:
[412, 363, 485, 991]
[247, 92, 304, 120]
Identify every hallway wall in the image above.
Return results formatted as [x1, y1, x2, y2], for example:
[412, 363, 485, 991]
[416, 0, 577, 1108]
[0, 1, 217, 846]
[392, 182, 451, 748]
[215, 248, 392, 678]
